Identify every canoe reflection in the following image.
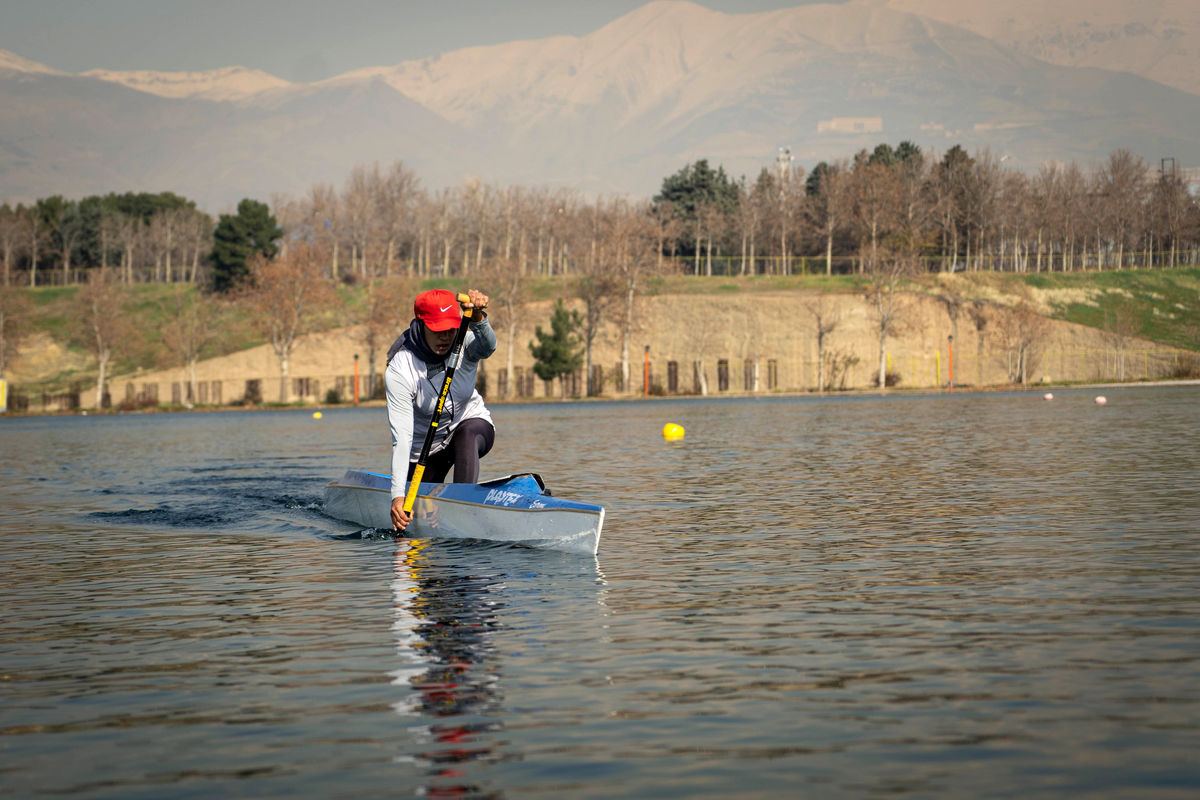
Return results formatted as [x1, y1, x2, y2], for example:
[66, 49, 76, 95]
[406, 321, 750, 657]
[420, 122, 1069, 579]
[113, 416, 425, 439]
[392, 539, 507, 799]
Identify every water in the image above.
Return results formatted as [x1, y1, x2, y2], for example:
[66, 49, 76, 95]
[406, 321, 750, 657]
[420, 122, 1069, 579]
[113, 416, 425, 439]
[2, 387, 1199, 798]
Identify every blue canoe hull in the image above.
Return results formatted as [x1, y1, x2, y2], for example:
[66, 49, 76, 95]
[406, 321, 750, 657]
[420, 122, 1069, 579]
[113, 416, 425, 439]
[323, 470, 604, 554]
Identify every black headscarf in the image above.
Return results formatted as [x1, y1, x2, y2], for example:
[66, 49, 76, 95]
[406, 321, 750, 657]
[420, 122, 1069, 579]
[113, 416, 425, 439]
[386, 319, 444, 366]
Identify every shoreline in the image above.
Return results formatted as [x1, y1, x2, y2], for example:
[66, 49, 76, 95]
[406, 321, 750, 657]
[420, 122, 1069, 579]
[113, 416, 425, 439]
[4, 378, 1198, 419]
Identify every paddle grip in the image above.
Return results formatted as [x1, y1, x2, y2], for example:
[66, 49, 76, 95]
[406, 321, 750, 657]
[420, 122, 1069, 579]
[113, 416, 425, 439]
[457, 292, 487, 320]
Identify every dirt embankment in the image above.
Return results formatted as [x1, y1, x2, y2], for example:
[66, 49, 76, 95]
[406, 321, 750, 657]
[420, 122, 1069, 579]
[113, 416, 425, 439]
[9, 277, 1182, 408]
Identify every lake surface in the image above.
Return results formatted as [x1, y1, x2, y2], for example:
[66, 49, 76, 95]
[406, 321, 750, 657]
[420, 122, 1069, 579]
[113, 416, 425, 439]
[2, 386, 1199, 798]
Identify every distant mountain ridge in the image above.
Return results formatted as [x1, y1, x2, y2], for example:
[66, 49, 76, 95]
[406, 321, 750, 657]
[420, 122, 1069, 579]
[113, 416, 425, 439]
[80, 67, 290, 101]
[2, 0, 1198, 211]
[886, 0, 1200, 97]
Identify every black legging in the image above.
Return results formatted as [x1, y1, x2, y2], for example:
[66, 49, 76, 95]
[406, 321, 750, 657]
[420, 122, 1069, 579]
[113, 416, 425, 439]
[406, 418, 495, 484]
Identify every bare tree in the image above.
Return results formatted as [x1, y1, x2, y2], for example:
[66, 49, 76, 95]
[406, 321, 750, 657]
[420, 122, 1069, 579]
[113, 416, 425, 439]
[21, 208, 47, 287]
[573, 206, 623, 396]
[805, 160, 850, 275]
[803, 295, 841, 392]
[361, 275, 417, 398]
[1102, 297, 1141, 380]
[1029, 164, 1062, 272]
[54, 204, 87, 284]
[733, 175, 763, 275]
[865, 257, 917, 388]
[1058, 164, 1088, 272]
[185, 209, 214, 283]
[1002, 171, 1033, 271]
[432, 187, 460, 277]
[460, 178, 492, 276]
[994, 301, 1050, 385]
[304, 182, 342, 279]
[649, 199, 683, 274]
[0, 206, 24, 286]
[893, 152, 934, 256]
[114, 213, 142, 284]
[146, 208, 191, 282]
[242, 243, 334, 403]
[478, 256, 531, 399]
[963, 151, 1002, 270]
[695, 199, 726, 276]
[549, 189, 580, 275]
[606, 199, 661, 393]
[161, 288, 223, 405]
[376, 161, 422, 276]
[849, 152, 899, 273]
[1150, 170, 1192, 268]
[1095, 149, 1148, 269]
[76, 270, 132, 408]
[778, 161, 807, 275]
[343, 164, 379, 279]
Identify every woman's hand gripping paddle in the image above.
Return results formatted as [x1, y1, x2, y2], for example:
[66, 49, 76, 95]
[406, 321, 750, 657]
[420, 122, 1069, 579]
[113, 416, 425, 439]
[396, 293, 484, 532]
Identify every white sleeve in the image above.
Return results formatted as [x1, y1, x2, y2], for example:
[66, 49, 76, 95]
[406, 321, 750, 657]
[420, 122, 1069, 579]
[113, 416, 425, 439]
[385, 362, 416, 500]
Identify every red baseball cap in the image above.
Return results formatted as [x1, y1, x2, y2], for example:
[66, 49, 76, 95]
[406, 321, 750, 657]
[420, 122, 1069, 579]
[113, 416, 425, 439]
[414, 289, 462, 331]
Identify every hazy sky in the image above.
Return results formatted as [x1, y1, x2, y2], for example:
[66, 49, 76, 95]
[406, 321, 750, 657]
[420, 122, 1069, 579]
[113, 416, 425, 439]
[1, 0, 841, 81]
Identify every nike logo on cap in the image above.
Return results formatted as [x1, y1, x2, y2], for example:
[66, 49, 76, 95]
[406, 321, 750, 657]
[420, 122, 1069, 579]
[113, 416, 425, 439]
[439, 304, 454, 312]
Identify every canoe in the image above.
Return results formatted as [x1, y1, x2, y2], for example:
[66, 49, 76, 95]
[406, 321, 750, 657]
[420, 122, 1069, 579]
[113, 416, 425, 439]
[323, 469, 604, 555]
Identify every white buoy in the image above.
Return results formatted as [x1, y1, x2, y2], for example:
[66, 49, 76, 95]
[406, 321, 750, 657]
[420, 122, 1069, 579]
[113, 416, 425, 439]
[1043, 393, 1054, 400]
[1094, 396, 1107, 405]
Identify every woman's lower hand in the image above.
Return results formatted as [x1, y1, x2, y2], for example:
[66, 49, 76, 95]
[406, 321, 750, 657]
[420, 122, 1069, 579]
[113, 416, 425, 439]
[391, 497, 412, 533]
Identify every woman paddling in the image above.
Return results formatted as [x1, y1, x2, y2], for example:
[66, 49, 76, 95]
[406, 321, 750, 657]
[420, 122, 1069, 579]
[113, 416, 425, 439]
[385, 288, 496, 532]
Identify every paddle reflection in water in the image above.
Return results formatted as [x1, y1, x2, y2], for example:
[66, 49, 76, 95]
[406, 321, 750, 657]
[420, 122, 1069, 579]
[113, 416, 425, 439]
[390, 538, 507, 798]
[385, 536, 613, 798]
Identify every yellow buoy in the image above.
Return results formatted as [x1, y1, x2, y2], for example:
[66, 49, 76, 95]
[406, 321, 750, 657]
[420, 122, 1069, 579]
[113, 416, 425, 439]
[313, 411, 323, 419]
[662, 422, 685, 441]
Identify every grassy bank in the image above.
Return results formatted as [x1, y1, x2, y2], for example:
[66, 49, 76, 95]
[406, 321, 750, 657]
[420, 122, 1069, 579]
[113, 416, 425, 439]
[1021, 269, 1200, 350]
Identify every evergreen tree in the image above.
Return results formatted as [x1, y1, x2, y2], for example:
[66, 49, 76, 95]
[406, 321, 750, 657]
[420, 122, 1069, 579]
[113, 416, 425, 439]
[868, 143, 897, 167]
[529, 299, 584, 397]
[211, 198, 282, 292]
[652, 159, 740, 257]
[895, 140, 922, 163]
[806, 161, 833, 197]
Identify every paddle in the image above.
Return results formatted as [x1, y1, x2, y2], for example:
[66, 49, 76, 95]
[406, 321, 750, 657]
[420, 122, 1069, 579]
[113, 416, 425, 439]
[400, 293, 483, 520]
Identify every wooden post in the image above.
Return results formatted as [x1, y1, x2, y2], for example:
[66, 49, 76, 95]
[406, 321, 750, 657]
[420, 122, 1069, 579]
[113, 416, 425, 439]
[948, 335, 955, 391]
[353, 354, 360, 405]
[643, 346, 650, 395]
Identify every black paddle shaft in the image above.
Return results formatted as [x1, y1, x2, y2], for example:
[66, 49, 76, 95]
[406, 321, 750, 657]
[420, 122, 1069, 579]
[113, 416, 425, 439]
[403, 295, 478, 514]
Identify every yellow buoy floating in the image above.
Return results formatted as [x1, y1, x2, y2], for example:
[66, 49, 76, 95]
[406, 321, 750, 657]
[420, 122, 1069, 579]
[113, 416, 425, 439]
[662, 422, 685, 441]
[313, 411, 323, 419]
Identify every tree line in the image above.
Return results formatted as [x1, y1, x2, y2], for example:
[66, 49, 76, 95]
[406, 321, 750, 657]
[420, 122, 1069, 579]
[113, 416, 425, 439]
[0, 192, 214, 287]
[260, 147, 1200, 281]
[655, 144, 1200, 276]
[3, 144, 1199, 291]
